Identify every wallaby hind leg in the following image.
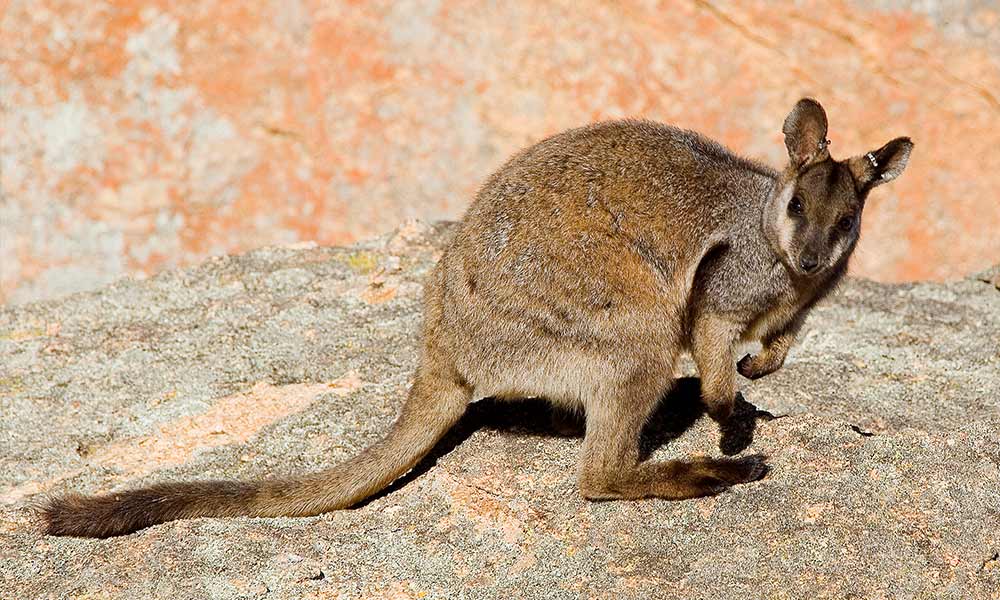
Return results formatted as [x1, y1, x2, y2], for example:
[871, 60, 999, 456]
[577, 371, 767, 501]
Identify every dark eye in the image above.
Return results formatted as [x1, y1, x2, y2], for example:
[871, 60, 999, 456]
[837, 215, 855, 232]
[787, 196, 804, 215]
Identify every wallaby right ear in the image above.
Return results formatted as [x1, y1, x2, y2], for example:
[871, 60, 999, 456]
[847, 137, 914, 191]
[783, 98, 829, 169]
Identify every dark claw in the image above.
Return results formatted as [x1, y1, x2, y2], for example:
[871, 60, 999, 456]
[755, 409, 779, 421]
[741, 454, 771, 482]
[737, 354, 759, 379]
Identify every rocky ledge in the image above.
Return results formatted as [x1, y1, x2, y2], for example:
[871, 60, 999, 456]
[1, 222, 998, 599]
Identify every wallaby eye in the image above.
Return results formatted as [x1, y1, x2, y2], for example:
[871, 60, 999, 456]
[837, 215, 855, 232]
[787, 196, 804, 215]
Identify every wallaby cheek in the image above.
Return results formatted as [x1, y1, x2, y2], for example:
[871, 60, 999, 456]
[826, 235, 853, 268]
[769, 183, 799, 260]
[776, 213, 800, 260]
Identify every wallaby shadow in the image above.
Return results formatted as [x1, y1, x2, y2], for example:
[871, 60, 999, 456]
[359, 376, 774, 507]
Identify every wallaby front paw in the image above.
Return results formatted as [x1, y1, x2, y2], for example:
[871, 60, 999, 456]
[737, 353, 779, 380]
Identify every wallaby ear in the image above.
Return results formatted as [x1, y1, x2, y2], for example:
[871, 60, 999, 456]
[847, 137, 914, 191]
[783, 98, 829, 168]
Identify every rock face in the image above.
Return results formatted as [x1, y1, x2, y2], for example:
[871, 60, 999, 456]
[3, 0, 1000, 303]
[1, 222, 998, 599]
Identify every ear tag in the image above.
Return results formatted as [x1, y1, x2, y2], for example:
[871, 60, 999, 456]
[865, 152, 879, 168]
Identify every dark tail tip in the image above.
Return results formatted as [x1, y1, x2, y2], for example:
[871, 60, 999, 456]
[37, 480, 259, 538]
[37, 492, 139, 538]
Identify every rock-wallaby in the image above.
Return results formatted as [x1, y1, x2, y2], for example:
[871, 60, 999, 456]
[42, 98, 912, 537]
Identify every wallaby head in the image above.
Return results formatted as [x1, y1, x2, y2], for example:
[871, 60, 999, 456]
[765, 98, 913, 277]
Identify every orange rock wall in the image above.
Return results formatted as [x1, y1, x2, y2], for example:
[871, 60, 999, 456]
[2, 1, 998, 303]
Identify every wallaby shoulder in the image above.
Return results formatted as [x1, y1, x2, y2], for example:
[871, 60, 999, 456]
[458, 118, 779, 282]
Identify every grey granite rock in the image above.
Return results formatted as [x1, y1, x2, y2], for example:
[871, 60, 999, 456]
[1, 221, 998, 599]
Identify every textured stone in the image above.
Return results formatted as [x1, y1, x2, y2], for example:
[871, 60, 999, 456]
[2, 1, 999, 304]
[1, 222, 998, 599]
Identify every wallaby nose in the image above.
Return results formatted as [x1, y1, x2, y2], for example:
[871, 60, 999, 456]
[799, 254, 820, 273]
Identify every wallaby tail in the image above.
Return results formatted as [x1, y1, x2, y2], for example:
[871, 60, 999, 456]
[40, 371, 470, 538]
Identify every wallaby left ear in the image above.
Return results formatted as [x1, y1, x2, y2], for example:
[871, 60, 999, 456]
[783, 98, 830, 168]
[848, 137, 914, 191]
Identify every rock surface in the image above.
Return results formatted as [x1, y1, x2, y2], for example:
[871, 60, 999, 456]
[3, 0, 1000, 303]
[1, 222, 998, 599]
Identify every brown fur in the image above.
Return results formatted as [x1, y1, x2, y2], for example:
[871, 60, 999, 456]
[41, 99, 912, 537]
